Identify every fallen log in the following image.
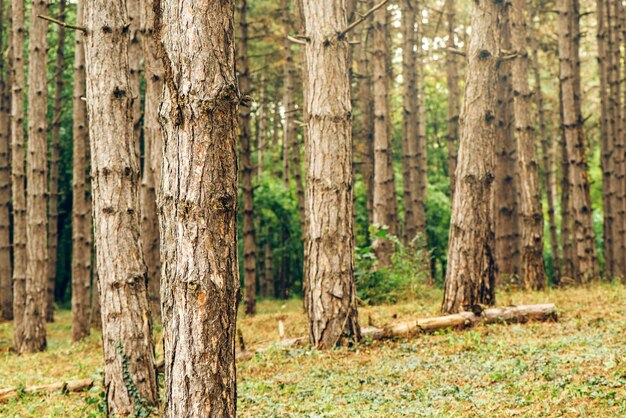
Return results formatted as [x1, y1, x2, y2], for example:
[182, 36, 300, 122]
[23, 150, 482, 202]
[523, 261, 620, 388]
[0, 377, 93, 403]
[361, 303, 558, 339]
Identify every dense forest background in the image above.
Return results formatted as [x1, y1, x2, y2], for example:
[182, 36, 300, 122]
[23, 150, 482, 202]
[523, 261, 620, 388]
[4, 0, 608, 309]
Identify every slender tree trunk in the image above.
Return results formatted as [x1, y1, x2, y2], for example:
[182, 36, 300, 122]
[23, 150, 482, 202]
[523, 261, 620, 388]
[263, 241, 274, 298]
[599, 0, 613, 279]
[0, 0, 13, 321]
[11, 0, 26, 350]
[22, 0, 49, 353]
[558, 0, 598, 283]
[508, 0, 546, 289]
[494, 4, 520, 284]
[46, 0, 66, 323]
[442, 0, 498, 314]
[532, 48, 561, 282]
[559, 82, 574, 280]
[84, 0, 158, 413]
[71, 0, 91, 342]
[238, 0, 257, 315]
[282, 0, 295, 189]
[301, 0, 361, 349]
[401, 0, 418, 242]
[372, 4, 398, 265]
[616, 0, 626, 277]
[127, 0, 142, 161]
[446, 0, 459, 201]
[157, 0, 240, 415]
[357, 1, 375, 224]
[139, 0, 163, 322]
[415, 2, 428, 246]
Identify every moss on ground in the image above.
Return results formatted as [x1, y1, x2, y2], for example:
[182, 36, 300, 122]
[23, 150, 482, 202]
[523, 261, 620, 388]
[1, 283, 624, 417]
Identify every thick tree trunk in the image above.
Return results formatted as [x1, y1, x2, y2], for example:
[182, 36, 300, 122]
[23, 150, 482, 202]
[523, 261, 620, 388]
[71, 0, 91, 342]
[0, 0, 12, 321]
[46, 0, 66, 323]
[442, 0, 498, 314]
[301, 0, 361, 349]
[495, 5, 520, 284]
[446, 0, 459, 201]
[139, 0, 163, 322]
[372, 4, 398, 265]
[558, 0, 598, 283]
[157, 0, 240, 415]
[401, 0, 418, 242]
[508, 0, 546, 289]
[532, 48, 560, 282]
[238, 0, 257, 315]
[11, 0, 26, 350]
[22, 0, 49, 353]
[84, 0, 158, 413]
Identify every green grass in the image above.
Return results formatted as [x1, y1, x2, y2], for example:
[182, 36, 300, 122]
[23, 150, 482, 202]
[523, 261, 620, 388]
[1, 283, 625, 417]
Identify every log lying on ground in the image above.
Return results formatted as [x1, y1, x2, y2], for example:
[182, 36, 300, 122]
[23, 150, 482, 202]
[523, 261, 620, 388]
[362, 303, 558, 339]
[0, 377, 93, 402]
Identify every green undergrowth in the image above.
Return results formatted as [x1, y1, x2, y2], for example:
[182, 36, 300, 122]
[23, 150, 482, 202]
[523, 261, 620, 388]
[1, 283, 625, 417]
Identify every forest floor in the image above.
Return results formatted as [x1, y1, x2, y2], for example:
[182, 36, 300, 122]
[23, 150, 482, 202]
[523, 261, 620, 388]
[0, 283, 625, 417]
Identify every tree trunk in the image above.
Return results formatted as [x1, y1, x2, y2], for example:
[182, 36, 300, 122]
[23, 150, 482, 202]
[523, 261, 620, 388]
[558, 0, 598, 283]
[508, 0, 546, 289]
[372, 4, 398, 265]
[442, 0, 498, 314]
[599, 0, 614, 279]
[494, 4, 520, 284]
[90, 264, 101, 330]
[139, 0, 163, 322]
[238, 0, 257, 316]
[157, 0, 240, 415]
[614, 0, 626, 278]
[446, 0, 459, 201]
[0, 0, 12, 321]
[301, 0, 361, 349]
[22, 0, 49, 353]
[127, 0, 142, 162]
[11, 0, 26, 350]
[84, 0, 158, 413]
[282, 0, 295, 190]
[71, 0, 92, 342]
[356, 0, 375, 225]
[401, 0, 417, 242]
[415, 2, 428, 247]
[46, 0, 66, 323]
[532, 48, 560, 282]
[559, 84, 574, 280]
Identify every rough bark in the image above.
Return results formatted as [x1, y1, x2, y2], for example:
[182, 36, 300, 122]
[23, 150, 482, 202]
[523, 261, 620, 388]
[84, 0, 158, 413]
[508, 0, 546, 289]
[446, 0, 459, 201]
[238, 0, 256, 315]
[415, 3, 428, 246]
[558, 0, 598, 283]
[301, 0, 361, 349]
[495, 4, 520, 284]
[356, 0, 375, 224]
[442, 0, 498, 314]
[139, 0, 163, 322]
[127, 0, 142, 161]
[0, 0, 12, 321]
[22, 0, 49, 353]
[156, 0, 240, 415]
[559, 83, 574, 280]
[401, 0, 418, 242]
[11, 0, 26, 350]
[46, 0, 66, 323]
[615, 0, 626, 277]
[71, 0, 91, 342]
[532, 48, 560, 282]
[599, 0, 614, 278]
[372, 4, 398, 265]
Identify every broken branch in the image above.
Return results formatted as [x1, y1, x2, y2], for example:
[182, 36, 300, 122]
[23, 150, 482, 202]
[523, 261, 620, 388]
[38, 15, 86, 33]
